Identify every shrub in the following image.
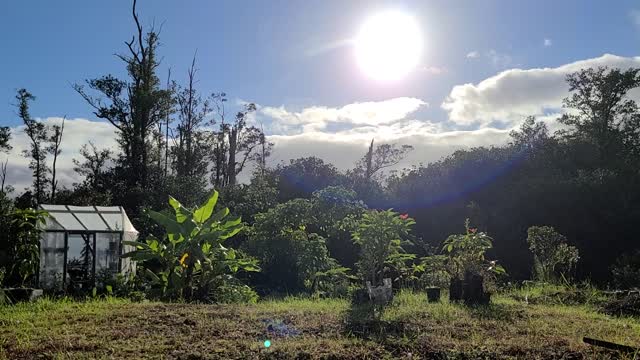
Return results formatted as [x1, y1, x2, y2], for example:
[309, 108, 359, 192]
[0, 208, 48, 287]
[442, 219, 505, 281]
[351, 209, 415, 287]
[246, 198, 347, 294]
[123, 191, 260, 302]
[526, 225, 579, 282]
[417, 255, 450, 289]
[610, 249, 640, 289]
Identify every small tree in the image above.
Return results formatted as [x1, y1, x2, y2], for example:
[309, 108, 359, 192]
[1, 209, 49, 287]
[526, 225, 579, 282]
[351, 209, 415, 287]
[17, 89, 50, 204]
[443, 219, 505, 280]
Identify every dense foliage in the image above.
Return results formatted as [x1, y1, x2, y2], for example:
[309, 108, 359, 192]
[527, 226, 579, 282]
[123, 192, 259, 302]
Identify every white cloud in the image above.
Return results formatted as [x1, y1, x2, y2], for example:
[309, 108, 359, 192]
[544, 38, 553, 47]
[260, 99, 512, 175]
[266, 127, 511, 174]
[442, 53, 640, 126]
[2, 118, 118, 194]
[9, 53, 640, 193]
[259, 97, 427, 135]
[466, 51, 479, 59]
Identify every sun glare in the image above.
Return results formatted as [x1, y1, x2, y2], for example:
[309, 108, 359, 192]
[354, 11, 423, 81]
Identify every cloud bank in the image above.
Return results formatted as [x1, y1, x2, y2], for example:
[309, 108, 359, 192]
[442, 54, 640, 127]
[3, 118, 118, 194]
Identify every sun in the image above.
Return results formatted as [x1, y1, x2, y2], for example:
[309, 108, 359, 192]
[354, 11, 423, 81]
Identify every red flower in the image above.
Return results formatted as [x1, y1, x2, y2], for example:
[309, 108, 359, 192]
[399, 214, 409, 220]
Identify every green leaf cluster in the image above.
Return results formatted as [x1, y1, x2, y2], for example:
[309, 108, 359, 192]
[123, 191, 259, 302]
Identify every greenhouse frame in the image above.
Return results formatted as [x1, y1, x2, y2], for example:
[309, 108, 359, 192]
[38, 205, 138, 290]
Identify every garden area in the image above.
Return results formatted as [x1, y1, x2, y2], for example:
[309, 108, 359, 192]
[2, 286, 639, 359]
[2, 1, 640, 358]
[1, 191, 639, 359]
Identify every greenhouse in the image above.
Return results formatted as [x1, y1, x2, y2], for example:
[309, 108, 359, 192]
[38, 205, 138, 290]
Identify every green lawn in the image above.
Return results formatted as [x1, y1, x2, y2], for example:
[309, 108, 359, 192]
[1, 291, 639, 359]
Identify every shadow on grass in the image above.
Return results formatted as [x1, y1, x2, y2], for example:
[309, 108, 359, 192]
[466, 302, 522, 323]
[343, 302, 408, 339]
[342, 302, 448, 359]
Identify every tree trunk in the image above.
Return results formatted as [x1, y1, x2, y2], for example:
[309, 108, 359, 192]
[227, 127, 238, 186]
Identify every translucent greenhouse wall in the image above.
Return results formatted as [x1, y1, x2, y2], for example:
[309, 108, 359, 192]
[38, 205, 138, 290]
[39, 232, 65, 289]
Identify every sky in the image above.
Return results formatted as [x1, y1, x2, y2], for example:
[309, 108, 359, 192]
[1, 0, 640, 191]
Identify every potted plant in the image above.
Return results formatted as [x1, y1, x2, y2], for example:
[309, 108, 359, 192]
[442, 219, 505, 304]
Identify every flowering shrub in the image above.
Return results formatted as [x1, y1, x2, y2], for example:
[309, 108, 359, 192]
[442, 219, 505, 280]
[352, 209, 415, 287]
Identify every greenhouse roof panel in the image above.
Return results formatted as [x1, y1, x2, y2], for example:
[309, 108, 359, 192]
[39, 205, 137, 233]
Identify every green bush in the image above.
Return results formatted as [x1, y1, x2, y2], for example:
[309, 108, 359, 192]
[0, 208, 48, 287]
[123, 191, 259, 302]
[351, 209, 415, 287]
[246, 198, 348, 294]
[527, 226, 579, 282]
[610, 249, 640, 289]
[442, 219, 505, 281]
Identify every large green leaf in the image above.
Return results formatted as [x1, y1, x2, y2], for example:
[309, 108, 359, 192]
[169, 196, 192, 223]
[194, 191, 219, 223]
[203, 208, 230, 228]
[193, 230, 224, 244]
[121, 240, 150, 249]
[220, 226, 243, 239]
[222, 215, 242, 228]
[148, 210, 183, 235]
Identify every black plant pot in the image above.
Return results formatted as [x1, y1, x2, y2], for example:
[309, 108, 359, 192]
[1, 288, 43, 303]
[426, 287, 441, 302]
[449, 278, 463, 302]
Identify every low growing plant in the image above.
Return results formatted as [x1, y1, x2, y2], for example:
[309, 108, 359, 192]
[527, 225, 579, 282]
[123, 191, 260, 302]
[442, 219, 506, 281]
[352, 209, 415, 287]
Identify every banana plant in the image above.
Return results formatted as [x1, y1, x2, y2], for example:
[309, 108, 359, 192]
[122, 191, 259, 301]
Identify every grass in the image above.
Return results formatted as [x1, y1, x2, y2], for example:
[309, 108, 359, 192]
[0, 289, 639, 359]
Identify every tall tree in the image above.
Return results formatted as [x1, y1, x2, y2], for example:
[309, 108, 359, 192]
[559, 67, 640, 166]
[0, 127, 11, 153]
[225, 103, 265, 187]
[16, 89, 49, 204]
[47, 117, 65, 203]
[173, 56, 210, 180]
[210, 93, 228, 189]
[355, 139, 414, 181]
[74, 0, 173, 188]
[0, 159, 8, 194]
[209, 101, 270, 188]
[72, 142, 113, 192]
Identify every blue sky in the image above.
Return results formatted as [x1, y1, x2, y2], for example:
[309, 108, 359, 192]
[2, 1, 640, 190]
[2, 0, 638, 126]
